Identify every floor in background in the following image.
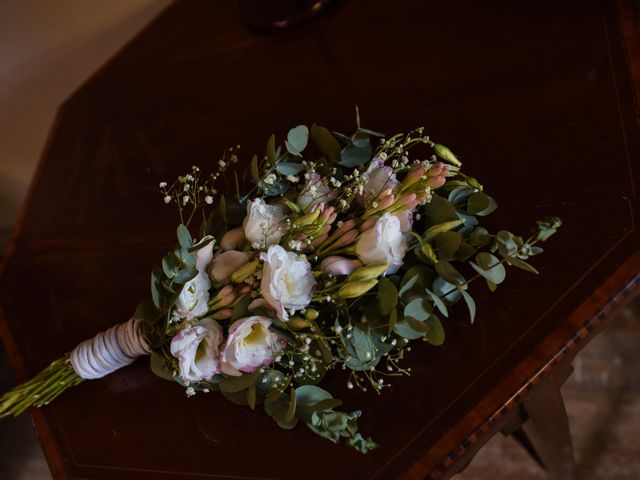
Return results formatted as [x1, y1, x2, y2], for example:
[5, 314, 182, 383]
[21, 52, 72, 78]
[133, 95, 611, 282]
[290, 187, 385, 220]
[1, 297, 639, 479]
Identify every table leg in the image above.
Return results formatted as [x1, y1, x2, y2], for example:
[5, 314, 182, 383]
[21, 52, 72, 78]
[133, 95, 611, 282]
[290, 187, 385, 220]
[518, 373, 577, 480]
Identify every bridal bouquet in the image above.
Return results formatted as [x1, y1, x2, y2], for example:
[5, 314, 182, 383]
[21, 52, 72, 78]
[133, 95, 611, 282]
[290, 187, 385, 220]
[0, 112, 560, 453]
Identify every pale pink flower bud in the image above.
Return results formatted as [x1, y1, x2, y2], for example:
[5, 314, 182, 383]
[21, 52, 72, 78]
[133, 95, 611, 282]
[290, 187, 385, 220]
[321, 206, 336, 222]
[335, 219, 356, 236]
[217, 291, 237, 308]
[212, 309, 233, 320]
[408, 165, 426, 182]
[400, 193, 417, 207]
[378, 194, 394, 210]
[428, 161, 446, 177]
[209, 251, 250, 283]
[310, 233, 329, 249]
[236, 284, 252, 296]
[333, 229, 358, 248]
[320, 256, 362, 276]
[360, 217, 377, 231]
[215, 285, 234, 299]
[220, 227, 245, 251]
[425, 176, 446, 188]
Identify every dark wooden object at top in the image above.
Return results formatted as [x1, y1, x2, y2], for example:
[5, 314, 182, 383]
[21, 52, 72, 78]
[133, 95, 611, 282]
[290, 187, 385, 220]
[1, 0, 639, 479]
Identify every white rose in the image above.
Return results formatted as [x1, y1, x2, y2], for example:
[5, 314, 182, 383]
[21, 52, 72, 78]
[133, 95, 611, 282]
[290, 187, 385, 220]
[170, 318, 223, 382]
[243, 198, 286, 248]
[396, 208, 415, 233]
[355, 212, 408, 274]
[260, 245, 316, 321]
[297, 173, 336, 211]
[194, 236, 215, 271]
[209, 250, 250, 283]
[361, 158, 399, 203]
[175, 271, 211, 319]
[222, 316, 284, 373]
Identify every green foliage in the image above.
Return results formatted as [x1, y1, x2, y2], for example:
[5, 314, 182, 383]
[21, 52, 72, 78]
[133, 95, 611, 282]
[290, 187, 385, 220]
[536, 216, 562, 241]
[140, 117, 562, 456]
[377, 277, 398, 315]
[177, 224, 192, 249]
[311, 123, 342, 163]
[470, 252, 506, 286]
[467, 191, 497, 216]
[285, 125, 309, 156]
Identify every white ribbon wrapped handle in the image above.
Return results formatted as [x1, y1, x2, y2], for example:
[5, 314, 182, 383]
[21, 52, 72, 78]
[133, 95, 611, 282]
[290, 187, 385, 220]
[70, 318, 150, 380]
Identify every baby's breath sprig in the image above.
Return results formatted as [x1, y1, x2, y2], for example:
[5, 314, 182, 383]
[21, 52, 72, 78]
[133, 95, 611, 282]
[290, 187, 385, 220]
[159, 146, 240, 227]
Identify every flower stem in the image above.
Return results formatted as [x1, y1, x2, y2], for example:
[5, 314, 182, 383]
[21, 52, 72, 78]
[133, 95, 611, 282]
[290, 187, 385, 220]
[0, 357, 83, 418]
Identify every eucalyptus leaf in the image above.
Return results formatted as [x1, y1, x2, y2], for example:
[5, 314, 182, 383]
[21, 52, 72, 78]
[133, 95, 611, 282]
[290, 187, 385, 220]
[250, 154, 259, 183]
[459, 289, 476, 323]
[247, 383, 256, 410]
[505, 255, 540, 274]
[388, 308, 398, 334]
[173, 267, 197, 285]
[422, 194, 459, 225]
[276, 162, 304, 176]
[219, 371, 260, 393]
[351, 130, 370, 148]
[149, 352, 175, 382]
[469, 227, 491, 248]
[231, 294, 251, 321]
[432, 276, 462, 304]
[261, 178, 289, 197]
[536, 216, 562, 241]
[398, 274, 419, 297]
[424, 315, 445, 346]
[471, 252, 506, 284]
[311, 123, 342, 163]
[266, 134, 276, 165]
[423, 219, 464, 241]
[434, 260, 465, 286]
[177, 224, 192, 249]
[285, 125, 309, 155]
[161, 252, 180, 279]
[358, 127, 385, 137]
[403, 297, 432, 321]
[393, 319, 426, 339]
[377, 277, 398, 315]
[221, 388, 250, 406]
[151, 266, 163, 309]
[467, 191, 497, 216]
[332, 131, 351, 145]
[285, 388, 297, 422]
[434, 231, 462, 260]
[424, 287, 449, 318]
[406, 317, 430, 333]
[448, 186, 475, 207]
[339, 142, 372, 167]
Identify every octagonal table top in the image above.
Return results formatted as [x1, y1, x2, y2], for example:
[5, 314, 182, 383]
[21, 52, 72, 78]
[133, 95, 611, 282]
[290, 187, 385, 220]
[1, 0, 639, 479]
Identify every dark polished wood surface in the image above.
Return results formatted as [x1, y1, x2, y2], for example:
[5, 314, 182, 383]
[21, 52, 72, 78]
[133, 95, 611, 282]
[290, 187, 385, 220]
[1, 1, 639, 479]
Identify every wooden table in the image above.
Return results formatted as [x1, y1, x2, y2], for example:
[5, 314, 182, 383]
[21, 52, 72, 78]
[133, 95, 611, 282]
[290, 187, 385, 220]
[1, 1, 639, 478]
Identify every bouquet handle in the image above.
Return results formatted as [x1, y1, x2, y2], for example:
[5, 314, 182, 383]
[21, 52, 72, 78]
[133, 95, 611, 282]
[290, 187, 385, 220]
[0, 317, 149, 417]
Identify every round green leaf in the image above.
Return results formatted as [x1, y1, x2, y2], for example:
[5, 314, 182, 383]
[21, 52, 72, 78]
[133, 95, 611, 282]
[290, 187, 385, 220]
[424, 315, 445, 346]
[471, 252, 506, 284]
[285, 125, 309, 155]
[467, 191, 497, 216]
[403, 297, 432, 321]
